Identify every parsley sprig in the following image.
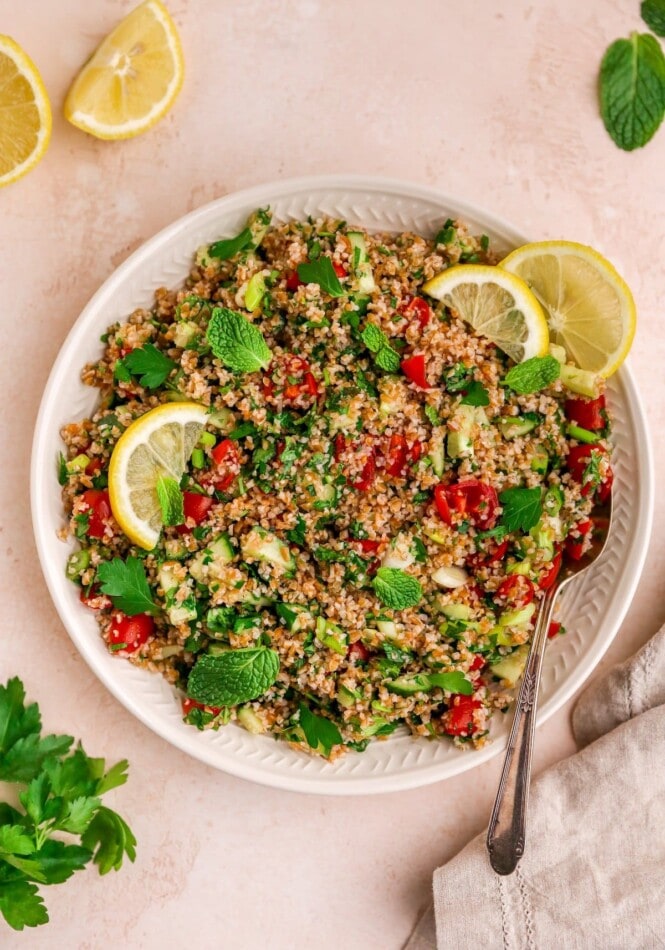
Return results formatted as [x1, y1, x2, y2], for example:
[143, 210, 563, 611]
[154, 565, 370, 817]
[0, 678, 135, 931]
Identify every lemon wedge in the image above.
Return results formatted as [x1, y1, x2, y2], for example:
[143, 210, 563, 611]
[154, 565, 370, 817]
[499, 241, 636, 377]
[422, 264, 549, 362]
[109, 402, 207, 550]
[0, 35, 52, 188]
[64, 0, 184, 140]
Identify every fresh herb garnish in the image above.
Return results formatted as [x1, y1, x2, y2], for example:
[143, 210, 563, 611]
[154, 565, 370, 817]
[412, 536, 428, 563]
[297, 258, 345, 297]
[206, 307, 272, 373]
[642, 0, 665, 35]
[460, 380, 490, 407]
[286, 515, 307, 546]
[97, 557, 157, 616]
[208, 227, 253, 260]
[424, 405, 441, 426]
[156, 475, 184, 527]
[187, 647, 280, 707]
[382, 641, 414, 667]
[297, 703, 342, 757]
[444, 363, 473, 393]
[57, 453, 68, 486]
[372, 568, 423, 610]
[275, 603, 299, 630]
[360, 324, 401, 373]
[599, 32, 665, 151]
[0, 678, 135, 931]
[502, 356, 560, 394]
[499, 487, 543, 533]
[427, 671, 473, 694]
[119, 344, 176, 389]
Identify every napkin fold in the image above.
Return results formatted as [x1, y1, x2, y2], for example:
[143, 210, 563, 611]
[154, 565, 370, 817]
[406, 625, 665, 950]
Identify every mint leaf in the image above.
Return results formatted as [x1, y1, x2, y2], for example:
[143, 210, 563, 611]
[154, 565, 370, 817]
[0, 879, 48, 931]
[297, 257, 345, 297]
[428, 671, 474, 695]
[361, 324, 386, 352]
[375, 346, 401, 373]
[502, 355, 560, 394]
[460, 380, 490, 406]
[499, 487, 542, 533]
[121, 344, 176, 389]
[206, 307, 272, 373]
[97, 557, 157, 615]
[208, 227, 253, 260]
[642, 0, 665, 36]
[298, 703, 342, 756]
[372, 568, 423, 610]
[599, 33, 665, 151]
[156, 475, 184, 527]
[187, 647, 280, 706]
[81, 806, 136, 876]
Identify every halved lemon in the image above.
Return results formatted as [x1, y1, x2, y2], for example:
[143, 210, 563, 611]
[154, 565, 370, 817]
[0, 35, 52, 188]
[109, 402, 207, 550]
[500, 241, 636, 377]
[64, 0, 184, 140]
[422, 264, 549, 362]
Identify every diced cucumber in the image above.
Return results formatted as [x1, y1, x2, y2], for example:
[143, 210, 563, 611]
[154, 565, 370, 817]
[498, 602, 536, 627]
[543, 486, 564, 516]
[347, 231, 376, 294]
[494, 627, 514, 647]
[337, 685, 360, 708]
[566, 423, 600, 445]
[376, 619, 398, 638]
[498, 416, 538, 440]
[424, 525, 449, 545]
[158, 561, 180, 593]
[559, 363, 600, 398]
[168, 601, 198, 625]
[506, 559, 532, 577]
[66, 453, 91, 474]
[315, 617, 348, 655]
[164, 537, 188, 560]
[386, 674, 431, 696]
[378, 379, 407, 416]
[530, 450, 549, 474]
[207, 643, 231, 657]
[247, 207, 272, 249]
[206, 406, 236, 432]
[440, 603, 473, 620]
[237, 705, 265, 734]
[276, 602, 310, 632]
[432, 565, 469, 589]
[189, 534, 235, 582]
[447, 405, 476, 458]
[66, 549, 90, 580]
[491, 644, 530, 686]
[244, 273, 266, 311]
[428, 427, 445, 476]
[173, 321, 199, 348]
[241, 527, 295, 576]
[529, 521, 556, 560]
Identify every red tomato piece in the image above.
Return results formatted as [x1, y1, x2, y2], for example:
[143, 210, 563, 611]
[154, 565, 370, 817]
[357, 539, 381, 555]
[80, 489, 112, 539]
[495, 574, 536, 608]
[332, 262, 348, 278]
[79, 586, 112, 611]
[450, 479, 499, 530]
[285, 269, 303, 291]
[566, 444, 609, 497]
[333, 433, 347, 461]
[347, 641, 370, 663]
[548, 621, 562, 639]
[408, 440, 423, 464]
[565, 519, 593, 561]
[443, 695, 482, 737]
[539, 551, 562, 590]
[469, 655, 486, 672]
[434, 484, 452, 523]
[211, 438, 240, 491]
[85, 458, 103, 477]
[597, 466, 613, 505]
[467, 537, 508, 572]
[565, 395, 606, 431]
[400, 354, 429, 389]
[351, 453, 376, 492]
[385, 433, 408, 477]
[401, 296, 432, 330]
[182, 697, 222, 716]
[108, 613, 154, 653]
[177, 492, 213, 533]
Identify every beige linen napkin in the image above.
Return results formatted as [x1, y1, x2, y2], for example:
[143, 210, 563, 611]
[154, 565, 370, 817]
[406, 625, 665, 950]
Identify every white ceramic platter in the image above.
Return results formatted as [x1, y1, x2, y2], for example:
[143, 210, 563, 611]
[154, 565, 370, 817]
[31, 176, 653, 794]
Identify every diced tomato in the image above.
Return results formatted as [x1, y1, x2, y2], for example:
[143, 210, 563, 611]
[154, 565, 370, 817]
[597, 466, 613, 505]
[210, 438, 240, 491]
[385, 434, 408, 477]
[108, 613, 154, 653]
[400, 296, 432, 330]
[334, 433, 347, 461]
[285, 269, 303, 291]
[445, 479, 499, 530]
[408, 440, 423, 464]
[79, 489, 112, 539]
[469, 655, 486, 672]
[332, 262, 348, 278]
[351, 453, 376, 492]
[357, 539, 381, 555]
[566, 444, 611, 498]
[442, 695, 482, 737]
[79, 586, 112, 611]
[495, 574, 536, 608]
[548, 621, 562, 639]
[400, 354, 429, 389]
[182, 697, 222, 716]
[177, 492, 213, 534]
[434, 484, 452, 523]
[538, 551, 562, 590]
[347, 641, 370, 663]
[467, 538, 508, 572]
[565, 519, 593, 561]
[85, 457, 103, 477]
[281, 356, 319, 402]
[565, 395, 606, 431]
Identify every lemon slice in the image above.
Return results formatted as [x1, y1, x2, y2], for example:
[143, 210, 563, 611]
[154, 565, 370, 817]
[422, 264, 549, 362]
[64, 0, 184, 140]
[500, 241, 636, 377]
[109, 402, 207, 550]
[0, 35, 52, 188]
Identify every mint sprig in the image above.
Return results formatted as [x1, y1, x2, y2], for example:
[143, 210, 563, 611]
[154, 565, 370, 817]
[642, 0, 665, 36]
[187, 647, 280, 706]
[599, 33, 665, 151]
[97, 557, 157, 615]
[156, 475, 184, 527]
[361, 324, 401, 374]
[502, 356, 560, 395]
[372, 568, 423, 610]
[206, 307, 272, 373]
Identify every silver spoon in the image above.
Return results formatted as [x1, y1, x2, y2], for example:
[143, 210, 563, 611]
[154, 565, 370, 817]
[486, 498, 613, 875]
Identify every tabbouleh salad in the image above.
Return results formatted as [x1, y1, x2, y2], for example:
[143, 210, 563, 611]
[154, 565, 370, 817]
[59, 208, 613, 759]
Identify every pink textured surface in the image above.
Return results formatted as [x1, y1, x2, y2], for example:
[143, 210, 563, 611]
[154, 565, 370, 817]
[1, 0, 663, 946]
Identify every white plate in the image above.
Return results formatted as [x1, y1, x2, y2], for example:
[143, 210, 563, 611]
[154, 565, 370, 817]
[31, 176, 654, 795]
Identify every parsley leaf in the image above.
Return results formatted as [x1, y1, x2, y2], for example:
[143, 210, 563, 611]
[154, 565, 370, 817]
[460, 380, 490, 406]
[187, 647, 280, 706]
[0, 679, 72, 783]
[275, 603, 299, 630]
[156, 475, 184, 527]
[208, 227, 253, 260]
[499, 487, 542, 533]
[502, 356, 560, 394]
[81, 807, 136, 876]
[642, 0, 665, 36]
[297, 258, 345, 297]
[206, 307, 272, 373]
[372, 568, 423, 610]
[428, 671, 473, 695]
[298, 703, 342, 757]
[286, 515, 307, 546]
[57, 453, 68, 486]
[97, 557, 157, 616]
[599, 33, 665, 151]
[0, 880, 48, 931]
[424, 405, 440, 426]
[444, 363, 473, 393]
[120, 344, 176, 389]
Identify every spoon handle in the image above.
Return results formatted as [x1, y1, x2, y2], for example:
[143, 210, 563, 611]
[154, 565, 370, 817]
[486, 585, 558, 875]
